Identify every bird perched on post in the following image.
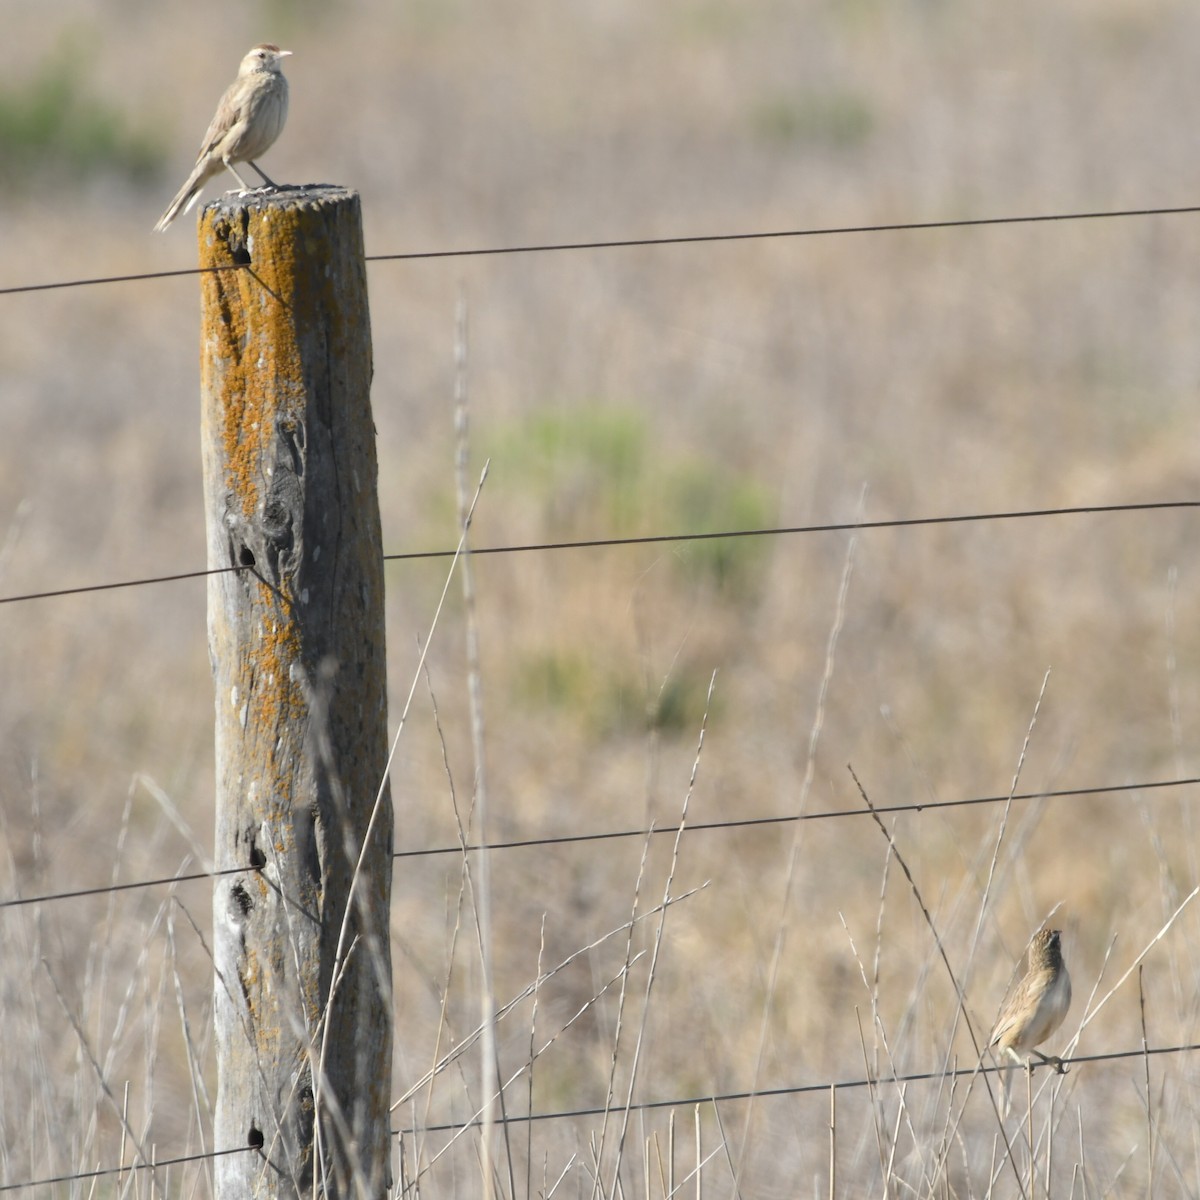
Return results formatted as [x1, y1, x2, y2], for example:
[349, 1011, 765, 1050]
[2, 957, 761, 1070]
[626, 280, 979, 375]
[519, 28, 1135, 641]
[989, 927, 1072, 1115]
[154, 44, 292, 232]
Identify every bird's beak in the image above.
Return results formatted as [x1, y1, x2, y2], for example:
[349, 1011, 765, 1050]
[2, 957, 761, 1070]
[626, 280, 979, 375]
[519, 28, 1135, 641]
[279, 49, 293, 57]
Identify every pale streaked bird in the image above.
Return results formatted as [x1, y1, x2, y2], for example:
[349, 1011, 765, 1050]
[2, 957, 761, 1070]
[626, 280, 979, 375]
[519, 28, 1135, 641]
[154, 44, 292, 232]
[989, 927, 1072, 1115]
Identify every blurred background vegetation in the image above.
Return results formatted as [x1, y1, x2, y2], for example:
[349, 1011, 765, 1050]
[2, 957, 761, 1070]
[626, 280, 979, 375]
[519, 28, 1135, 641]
[0, 35, 164, 188]
[3, 0, 1200, 1195]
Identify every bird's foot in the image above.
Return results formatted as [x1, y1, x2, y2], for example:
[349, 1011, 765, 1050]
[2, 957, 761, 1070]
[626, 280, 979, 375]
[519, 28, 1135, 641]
[1032, 1050, 1069, 1075]
[246, 161, 279, 189]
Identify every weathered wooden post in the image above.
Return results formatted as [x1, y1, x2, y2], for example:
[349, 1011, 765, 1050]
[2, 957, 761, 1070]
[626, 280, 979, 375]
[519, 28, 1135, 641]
[198, 187, 392, 1199]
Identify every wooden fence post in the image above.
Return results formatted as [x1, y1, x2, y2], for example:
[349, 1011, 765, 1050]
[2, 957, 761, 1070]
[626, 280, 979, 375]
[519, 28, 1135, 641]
[198, 187, 393, 1200]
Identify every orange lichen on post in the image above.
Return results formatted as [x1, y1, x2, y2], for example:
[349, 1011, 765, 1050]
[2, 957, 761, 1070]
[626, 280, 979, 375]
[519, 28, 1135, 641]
[201, 211, 305, 521]
[197, 186, 392, 1200]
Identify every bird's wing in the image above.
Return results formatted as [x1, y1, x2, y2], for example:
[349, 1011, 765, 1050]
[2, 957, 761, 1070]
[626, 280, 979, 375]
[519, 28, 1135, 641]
[194, 79, 245, 161]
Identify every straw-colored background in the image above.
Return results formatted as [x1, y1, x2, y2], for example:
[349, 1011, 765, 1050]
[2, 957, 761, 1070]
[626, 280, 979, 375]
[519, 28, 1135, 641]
[4, 1, 1200, 1194]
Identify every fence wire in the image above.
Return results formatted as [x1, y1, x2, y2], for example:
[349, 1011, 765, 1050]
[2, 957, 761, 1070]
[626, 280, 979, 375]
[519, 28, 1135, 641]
[2, 775, 1197, 912]
[3, 194, 1199, 1199]
[2, 500, 1198, 607]
[3, 201, 1200, 297]
[4, 1042, 1196, 1194]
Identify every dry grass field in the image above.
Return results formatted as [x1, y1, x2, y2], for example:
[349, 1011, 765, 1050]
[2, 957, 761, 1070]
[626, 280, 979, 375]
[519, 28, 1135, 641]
[4, 0, 1200, 1195]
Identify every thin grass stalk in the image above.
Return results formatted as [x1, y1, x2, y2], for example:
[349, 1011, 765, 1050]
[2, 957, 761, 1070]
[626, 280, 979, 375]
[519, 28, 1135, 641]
[119, 1081, 129, 1199]
[308, 449, 488, 1194]
[392, 886, 703, 1115]
[828, 1085, 836, 1200]
[1139, 966, 1154, 1197]
[709, 1102, 741, 1200]
[650, 1132, 664, 1200]
[416, 652, 471, 1178]
[1024, 1067, 1034, 1200]
[884, 1093, 903, 1196]
[587, 1130, 605, 1199]
[136, 776, 215, 881]
[79, 901, 171, 1194]
[931, 1059, 960, 1198]
[452, 289, 512, 1200]
[850, 770, 1027, 1200]
[527, 916, 546, 1200]
[734, 522, 860, 1198]
[42, 961, 165, 1200]
[322, 452, 488, 1011]
[606, 672, 715, 1200]
[141, 932, 168, 1158]
[406, 952, 650, 1187]
[869, 848, 891, 1079]
[666, 1145, 722, 1200]
[668, 1111, 675, 1200]
[165, 904, 213, 1140]
[590, 825, 655, 1200]
[545, 1153, 578, 1198]
[1046, 1078, 1056, 1200]
[934, 672, 1052, 1155]
[1074, 889, 1197, 1042]
[853, 1009, 888, 1193]
[840, 914, 925, 1184]
[94, 785, 137, 1075]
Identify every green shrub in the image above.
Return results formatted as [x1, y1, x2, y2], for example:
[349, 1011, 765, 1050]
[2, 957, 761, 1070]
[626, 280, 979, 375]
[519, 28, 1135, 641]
[516, 649, 719, 737]
[750, 89, 874, 149]
[491, 403, 774, 596]
[0, 41, 164, 188]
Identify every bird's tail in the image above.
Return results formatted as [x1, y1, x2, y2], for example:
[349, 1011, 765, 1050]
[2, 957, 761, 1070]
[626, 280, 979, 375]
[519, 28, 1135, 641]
[153, 159, 218, 232]
[997, 1062, 1013, 1119]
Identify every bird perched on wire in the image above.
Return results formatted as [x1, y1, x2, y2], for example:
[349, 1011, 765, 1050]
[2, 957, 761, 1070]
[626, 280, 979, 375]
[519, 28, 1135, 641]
[989, 927, 1072, 1115]
[154, 44, 292, 232]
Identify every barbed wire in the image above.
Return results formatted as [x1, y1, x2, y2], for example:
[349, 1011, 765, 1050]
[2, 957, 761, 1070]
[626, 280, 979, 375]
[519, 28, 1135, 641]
[1, 500, 1197, 608]
[3, 202, 1199, 298]
[4, 1042, 1195, 1193]
[3, 775, 1195, 913]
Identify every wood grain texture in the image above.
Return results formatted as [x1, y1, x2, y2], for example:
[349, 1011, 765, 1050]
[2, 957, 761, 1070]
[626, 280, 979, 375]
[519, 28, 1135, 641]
[199, 186, 392, 1200]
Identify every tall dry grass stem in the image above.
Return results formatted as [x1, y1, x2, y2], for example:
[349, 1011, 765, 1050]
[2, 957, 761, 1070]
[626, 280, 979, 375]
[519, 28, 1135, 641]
[590, 819, 656, 1199]
[1137, 965, 1154, 1196]
[527, 915, 547, 1200]
[453, 285, 514, 1200]
[734, 519, 860, 1192]
[850, 768, 1027, 1200]
[392, 887, 703, 1116]
[604, 672, 715, 1200]
[827, 1084, 836, 1200]
[42, 958, 166, 1199]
